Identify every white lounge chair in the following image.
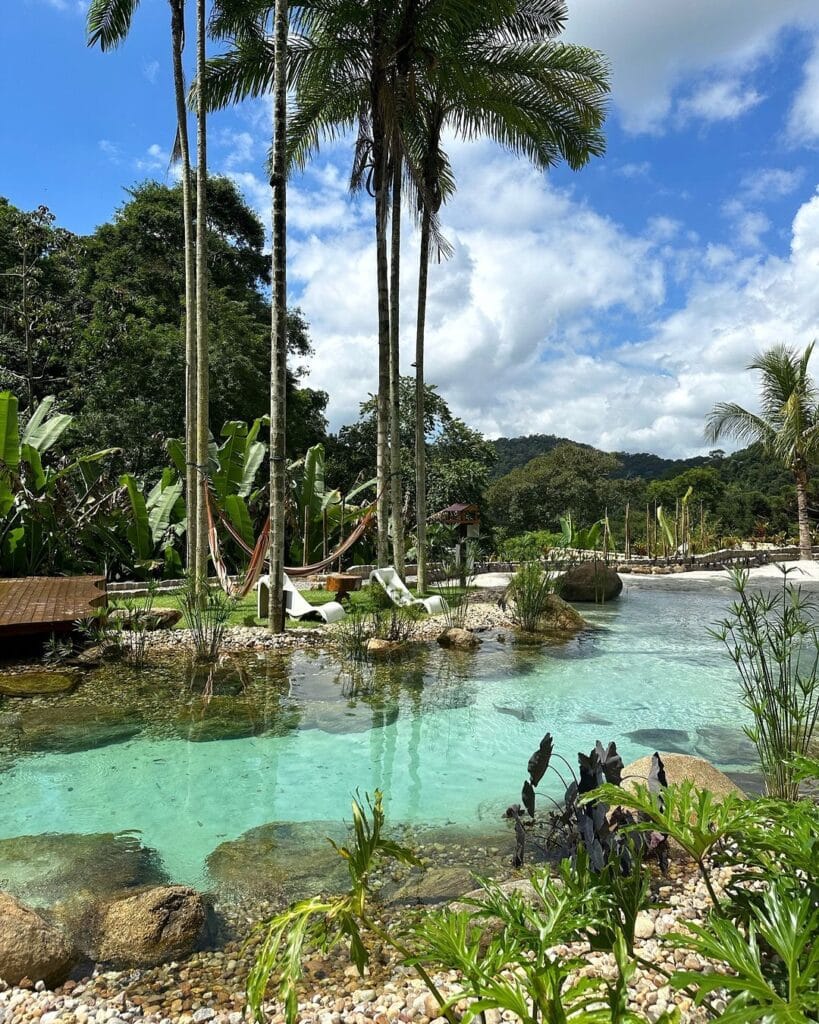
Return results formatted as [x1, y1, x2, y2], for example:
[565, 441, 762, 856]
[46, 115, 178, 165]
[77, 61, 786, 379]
[369, 566, 446, 615]
[257, 573, 346, 624]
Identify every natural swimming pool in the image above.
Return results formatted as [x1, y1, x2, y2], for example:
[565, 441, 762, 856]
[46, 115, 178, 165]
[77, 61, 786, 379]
[0, 579, 762, 911]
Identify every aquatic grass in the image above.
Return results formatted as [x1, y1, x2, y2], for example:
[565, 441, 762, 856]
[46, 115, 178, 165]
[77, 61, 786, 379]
[710, 566, 819, 800]
[438, 541, 477, 629]
[178, 575, 234, 663]
[504, 561, 558, 632]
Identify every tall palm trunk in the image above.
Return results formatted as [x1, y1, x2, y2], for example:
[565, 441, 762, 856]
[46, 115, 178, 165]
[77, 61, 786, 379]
[170, 0, 197, 573]
[414, 205, 431, 594]
[194, 0, 209, 586]
[268, 0, 289, 633]
[372, 111, 391, 567]
[388, 157, 405, 574]
[795, 468, 813, 560]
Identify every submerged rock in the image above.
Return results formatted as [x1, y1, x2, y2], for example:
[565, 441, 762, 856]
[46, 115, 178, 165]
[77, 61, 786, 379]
[367, 638, 407, 656]
[0, 891, 74, 987]
[206, 821, 350, 900]
[694, 725, 757, 767]
[560, 561, 623, 603]
[0, 831, 168, 909]
[625, 728, 691, 754]
[0, 672, 80, 697]
[92, 885, 205, 967]
[437, 627, 481, 649]
[390, 865, 475, 906]
[16, 703, 143, 754]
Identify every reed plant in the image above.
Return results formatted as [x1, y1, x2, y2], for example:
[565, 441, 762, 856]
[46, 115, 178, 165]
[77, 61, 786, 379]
[504, 561, 557, 632]
[437, 540, 477, 629]
[710, 566, 819, 800]
[178, 574, 233, 662]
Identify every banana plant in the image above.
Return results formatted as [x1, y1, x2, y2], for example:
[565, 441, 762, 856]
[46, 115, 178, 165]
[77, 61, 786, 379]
[0, 391, 119, 575]
[288, 443, 375, 565]
[560, 513, 605, 553]
[656, 485, 694, 556]
[119, 469, 185, 575]
[168, 416, 269, 551]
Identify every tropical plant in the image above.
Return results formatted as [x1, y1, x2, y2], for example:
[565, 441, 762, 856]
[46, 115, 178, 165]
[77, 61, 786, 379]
[706, 342, 819, 560]
[506, 731, 668, 873]
[589, 779, 819, 1022]
[119, 470, 185, 576]
[246, 792, 429, 1024]
[502, 561, 558, 632]
[710, 566, 819, 800]
[0, 391, 118, 575]
[87, 0, 199, 570]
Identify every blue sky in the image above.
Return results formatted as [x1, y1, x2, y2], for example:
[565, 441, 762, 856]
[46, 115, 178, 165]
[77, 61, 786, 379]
[4, 0, 819, 457]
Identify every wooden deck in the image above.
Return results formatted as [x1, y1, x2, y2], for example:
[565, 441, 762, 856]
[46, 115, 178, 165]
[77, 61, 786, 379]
[0, 576, 107, 638]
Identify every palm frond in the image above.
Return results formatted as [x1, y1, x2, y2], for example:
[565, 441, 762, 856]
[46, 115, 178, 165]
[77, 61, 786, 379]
[86, 0, 140, 49]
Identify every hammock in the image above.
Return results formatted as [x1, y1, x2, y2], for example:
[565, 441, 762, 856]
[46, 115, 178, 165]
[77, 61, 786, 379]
[203, 484, 374, 599]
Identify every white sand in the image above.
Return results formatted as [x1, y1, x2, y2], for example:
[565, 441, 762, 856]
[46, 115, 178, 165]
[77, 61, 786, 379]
[472, 560, 819, 590]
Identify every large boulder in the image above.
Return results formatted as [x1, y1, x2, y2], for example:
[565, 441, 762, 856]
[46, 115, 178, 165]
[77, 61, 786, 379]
[92, 885, 205, 967]
[0, 891, 74, 987]
[622, 753, 746, 800]
[560, 561, 623, 603]
[540, 594, 586, 632]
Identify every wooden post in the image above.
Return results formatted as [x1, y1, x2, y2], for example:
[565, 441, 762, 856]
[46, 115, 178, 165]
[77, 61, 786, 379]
[624, 502, 631, 561]
[645, 504, 651, 559]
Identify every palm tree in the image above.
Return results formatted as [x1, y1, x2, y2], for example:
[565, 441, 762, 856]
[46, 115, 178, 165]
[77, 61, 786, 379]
[87, 0, 199, 571]
[194, 0, 210, 585]
[268, 0, 289, 632]
[707, 343, 819, 560]
[405, 2, 610, 591]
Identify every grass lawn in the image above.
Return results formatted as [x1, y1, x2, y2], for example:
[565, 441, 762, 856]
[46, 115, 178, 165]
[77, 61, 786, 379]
[146, 580, 461, 630]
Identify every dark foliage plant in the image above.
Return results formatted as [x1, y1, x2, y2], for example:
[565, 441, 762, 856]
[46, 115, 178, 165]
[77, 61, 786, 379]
[507, 732, 669, 873]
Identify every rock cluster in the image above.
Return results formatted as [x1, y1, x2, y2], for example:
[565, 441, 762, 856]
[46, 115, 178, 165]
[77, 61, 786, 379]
[0, 864, 729, 1024]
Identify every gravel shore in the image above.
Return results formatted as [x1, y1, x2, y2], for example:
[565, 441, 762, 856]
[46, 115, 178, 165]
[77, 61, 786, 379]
[0, 860, 729, 1024]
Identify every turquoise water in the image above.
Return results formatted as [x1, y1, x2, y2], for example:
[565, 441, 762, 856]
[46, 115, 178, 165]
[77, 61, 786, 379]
[0, 580, 759, 896]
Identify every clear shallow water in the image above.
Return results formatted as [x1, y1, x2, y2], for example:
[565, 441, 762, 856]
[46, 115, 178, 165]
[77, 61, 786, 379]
[0, 580, 762, 897]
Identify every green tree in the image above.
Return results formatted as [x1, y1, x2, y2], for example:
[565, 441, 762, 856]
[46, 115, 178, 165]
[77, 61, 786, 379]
[486, 442, 623, 535]
[707, 343, 819, 559]
[67, 181, 325, 476]
[0, 200, 81, 409]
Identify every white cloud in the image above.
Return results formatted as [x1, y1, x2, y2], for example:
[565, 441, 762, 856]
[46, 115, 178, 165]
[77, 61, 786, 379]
[248, 135, 819, 458]
[142, 60, 160, 86]
[722, 200, 771, 249]
[677, 78, 764, 124]
[616, 161, 651, 179]
[740, 167, 805, 201]
[135, 143, 171, 173]
[788, 41, 819, 144]
[563, 0, 819, 133]
[98, 139, 121, 163]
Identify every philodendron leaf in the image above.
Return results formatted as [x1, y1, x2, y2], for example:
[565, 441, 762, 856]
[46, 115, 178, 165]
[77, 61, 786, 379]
[527, 732, 553, 787]
[522, 780, 535, 818]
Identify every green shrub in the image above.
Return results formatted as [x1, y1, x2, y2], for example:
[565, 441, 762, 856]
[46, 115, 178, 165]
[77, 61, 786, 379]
[497, 530, 563, 561]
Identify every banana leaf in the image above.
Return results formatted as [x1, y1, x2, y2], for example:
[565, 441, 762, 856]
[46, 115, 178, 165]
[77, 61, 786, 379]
[224, 493, 255, 549]
[21, 396, 72, 453]
[20, 443, 46, 492]
[147, 474, 183, 544]
[0, 391, 20, 517]
[120, 473, 152, 562]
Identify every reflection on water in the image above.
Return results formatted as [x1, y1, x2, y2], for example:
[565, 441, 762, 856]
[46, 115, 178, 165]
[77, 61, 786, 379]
[0, 580, 778, 903]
